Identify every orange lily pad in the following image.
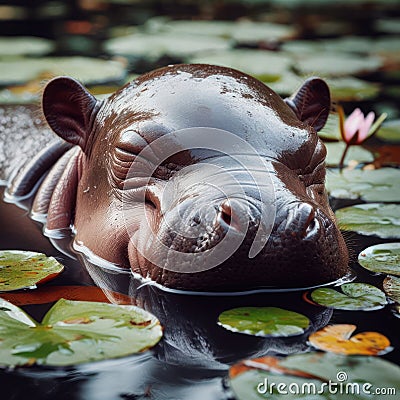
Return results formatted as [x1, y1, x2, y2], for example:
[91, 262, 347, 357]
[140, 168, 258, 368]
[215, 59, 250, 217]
[0, 285, 132, 305]
[309, 324, 391, 355]
[229, 356, 318, 380]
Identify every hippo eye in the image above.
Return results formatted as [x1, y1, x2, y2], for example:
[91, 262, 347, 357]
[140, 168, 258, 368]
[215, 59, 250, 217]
[306, 183, 327, 203]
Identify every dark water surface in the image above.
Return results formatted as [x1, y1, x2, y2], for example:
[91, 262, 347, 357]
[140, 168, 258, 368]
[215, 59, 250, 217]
[0, 186, 399, 400]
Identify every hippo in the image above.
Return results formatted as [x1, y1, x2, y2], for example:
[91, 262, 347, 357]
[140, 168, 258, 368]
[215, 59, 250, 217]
[6, 64, 348, 291]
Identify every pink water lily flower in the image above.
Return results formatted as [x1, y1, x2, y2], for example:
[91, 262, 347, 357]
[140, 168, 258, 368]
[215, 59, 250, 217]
[341, 108, 375, 144]
[337, 106, 387, 171]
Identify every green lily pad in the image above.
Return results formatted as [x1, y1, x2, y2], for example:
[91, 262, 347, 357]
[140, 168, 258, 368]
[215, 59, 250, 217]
[318, 113, 341, 141]
[335, 203, 400, 239]
[358, 243, 400, 276]
[376, 120, 400, 143]
[327, 77, 380, 101]
[325, 142, 374, 167]
[0, 297, 162, 367]
[295, 52, 382, 77]
[327, 169, 400, 203]
[0, 250, 64, 292]
[319, 37, 376, 54]
[383, 275, 400, 303]
[218, 307, 310, 337]
[267, 72, 303, 96]
[0, 36, 55, 57]
[229, 352, 400, 400]
[189, 49, 293, 82]
[282, 40, 322, 55]
[310, 283, 387, 311]
[231, 21, 296, 44]
[148, 19, 235, 38]
[376, 19, 400, 34]
[104, 32, 230, 61]
[0, 57, 127, 86]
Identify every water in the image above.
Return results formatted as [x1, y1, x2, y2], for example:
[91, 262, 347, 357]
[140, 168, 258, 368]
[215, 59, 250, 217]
[0, 186, 399, 400]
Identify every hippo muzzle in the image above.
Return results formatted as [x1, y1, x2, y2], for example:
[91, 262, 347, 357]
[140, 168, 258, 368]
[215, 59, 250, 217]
[8, 64, 348, 291]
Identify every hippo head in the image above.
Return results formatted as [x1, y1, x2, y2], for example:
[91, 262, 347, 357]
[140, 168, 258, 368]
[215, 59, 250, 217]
[38, 64, 348, 291]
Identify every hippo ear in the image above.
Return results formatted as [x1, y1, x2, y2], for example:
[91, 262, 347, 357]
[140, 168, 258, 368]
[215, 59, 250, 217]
[284, 77, 331, 132]
[42, 77, 100, 152]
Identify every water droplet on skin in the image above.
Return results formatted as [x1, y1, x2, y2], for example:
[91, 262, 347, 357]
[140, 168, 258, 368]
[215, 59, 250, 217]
[83, 187, 90, 193]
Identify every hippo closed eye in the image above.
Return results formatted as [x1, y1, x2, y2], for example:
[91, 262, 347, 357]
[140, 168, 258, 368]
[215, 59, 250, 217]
[7, 64, 348, 291]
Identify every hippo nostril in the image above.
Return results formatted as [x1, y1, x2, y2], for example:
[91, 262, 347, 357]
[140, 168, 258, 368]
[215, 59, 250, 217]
[286, 203, 320, 239]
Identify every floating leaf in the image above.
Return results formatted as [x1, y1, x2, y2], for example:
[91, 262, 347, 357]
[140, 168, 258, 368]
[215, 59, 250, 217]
[309, 324, 391, 355]
[327, 169, 400, 203]
[229, 352, 400, 400]
[104, 32, 230, 61]
[295, 52, 382, 77]
[376, 120, 400, 143]
[327, 77, 380, 101]
[0, 250, 64, 292]
[0, 298, 162, 367]
[280, 352, 400, 391]
[148, 19, 235, 38]
[231, 21, 296, 44]
[376, 19, 400, 34]
[358, 243, 400, 276]
[310, 283, 387, 311]
[0, 285, 132, 306]
[318, 113, 341, 141]
[189, 49, 292, 81]
[383, 275, 400, 303]
[218, 307, 309, 337]
[0, 36, 54, 57]
[325, 142, 374, 167]
[267, 72, 303, 96]
[0, 57, 127, 86]
[335, 203, 400, 239]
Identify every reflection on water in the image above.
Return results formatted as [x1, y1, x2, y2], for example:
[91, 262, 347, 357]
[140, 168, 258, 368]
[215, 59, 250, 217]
[1, 185, 399, 400]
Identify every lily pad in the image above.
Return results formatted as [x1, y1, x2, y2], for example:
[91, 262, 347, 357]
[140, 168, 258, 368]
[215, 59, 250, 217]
[229, 352, 400, 400]
[231, 21, 296, 44]
[376, 19, 400, 34]
[310, 283, 387, 311]
[325, 142, 374, 167]
[318, 113, 341, 141]
[308, 324, 391, 355]
[327, 169, 400, 203]
[0, 297, 162, 367]
[0, 36, 55, 57]
[218, 307, 309, 337]
[104, 32, 230, 61]
[335, 203, 400, 239]
[376, 120, 400, 143]
[358, 243, 400, 276]
[294, 52, 382, 77]
[267, 72, 303, 96]
[0, 57, 127, 86]
[189, 49, 293, 82]
[148, 19, 235, 38]
[0, 250, 64, 292]
[327, 77, 380, 101]
[383, 275, 400, 303]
